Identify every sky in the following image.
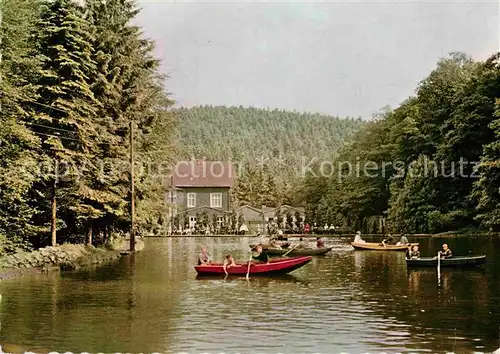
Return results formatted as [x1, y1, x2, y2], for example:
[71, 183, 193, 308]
[136, 0, 499, 118]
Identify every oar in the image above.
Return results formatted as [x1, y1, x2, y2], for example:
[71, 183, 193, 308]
[245, 254, 253, 281]
[282, 242, 300, 257]
[437, 251, 441, 285]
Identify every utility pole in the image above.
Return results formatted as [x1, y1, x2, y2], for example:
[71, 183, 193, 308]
[51, 177, 57, 246]
[129, 119, 136, 251]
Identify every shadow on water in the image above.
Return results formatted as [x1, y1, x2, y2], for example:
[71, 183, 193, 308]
[195, 272, 309, 284]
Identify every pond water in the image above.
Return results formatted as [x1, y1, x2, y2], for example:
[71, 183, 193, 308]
[0, 236, 499, 353]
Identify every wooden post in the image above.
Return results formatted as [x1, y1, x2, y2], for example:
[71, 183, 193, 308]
[130, 119, 136, 251]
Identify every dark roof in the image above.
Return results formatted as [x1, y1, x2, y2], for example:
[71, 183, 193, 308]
[172, 161, 234, 188]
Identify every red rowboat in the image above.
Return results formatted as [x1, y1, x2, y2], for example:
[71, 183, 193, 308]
[194, 256, 312, 276]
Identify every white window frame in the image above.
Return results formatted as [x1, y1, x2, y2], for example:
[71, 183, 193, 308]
[187, 193, 196, 208]
[210, 193, 222, 208]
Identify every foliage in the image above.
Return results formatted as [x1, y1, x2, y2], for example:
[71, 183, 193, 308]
[176, 105, 364, 204]
[0, 0, 175, 250]
[303, 52, 500, 233]
[0, 0, 44, 247]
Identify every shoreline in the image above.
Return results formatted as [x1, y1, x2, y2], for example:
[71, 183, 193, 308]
[0, 238, 144, 281]
[143, 232, 499, 239]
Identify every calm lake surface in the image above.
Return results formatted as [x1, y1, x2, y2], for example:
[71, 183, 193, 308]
[1, 236, 499, 353]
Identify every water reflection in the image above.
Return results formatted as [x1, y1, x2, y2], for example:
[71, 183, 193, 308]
[0, 236, 499, 353]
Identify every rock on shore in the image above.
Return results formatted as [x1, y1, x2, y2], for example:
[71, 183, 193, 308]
[0, 238, 144, 279]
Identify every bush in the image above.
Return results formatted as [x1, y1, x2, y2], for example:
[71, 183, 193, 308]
[427, 210, 471, 233]
[0, 233, 33, 256]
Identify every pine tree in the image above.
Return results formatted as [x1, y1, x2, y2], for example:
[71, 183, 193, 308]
[86, 0, 175, 236]
[0, 0, 43, 252]
[30, 0, 100, 246]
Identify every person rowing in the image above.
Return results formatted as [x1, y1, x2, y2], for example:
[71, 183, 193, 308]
[407, 245, 420, 259]
[439, 244, 452, 258]
[381, 234, 394, 247]
[252, 244, 269, 263]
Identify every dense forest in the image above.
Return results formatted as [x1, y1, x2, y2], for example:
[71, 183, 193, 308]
[303, 52, 500, 234]
[0, 0, 174, 252]
[176, 106, 364, 206]
[1, 1, 498, 256]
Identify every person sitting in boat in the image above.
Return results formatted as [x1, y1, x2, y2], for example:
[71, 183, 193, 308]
[277, 228, 287, 241]
[198, 247, 211, 265]
[397, 234, 409, 245]
[295, 237, 309, 249]
[354, 231, 365, 243]
[439, 244, 452, 258]
[381, 234, 395, 247]
[316, 237, 325, 248]
[223, 254, 236, 274]
[269, 238, 282, 248]
[252, 245, 269, 263]
[408, 245, 420, 259]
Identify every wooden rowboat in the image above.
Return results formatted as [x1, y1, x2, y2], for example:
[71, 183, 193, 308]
[406, 255, 486, 268]
[351, 242, 419, 251]
[266, 246, 333, 256]
[250, 242, 290, 250]
[194, 256, 312, 276]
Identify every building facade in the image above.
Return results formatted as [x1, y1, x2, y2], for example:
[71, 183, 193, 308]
[167, 160, 234, 233]
[235, 204, 305, 234]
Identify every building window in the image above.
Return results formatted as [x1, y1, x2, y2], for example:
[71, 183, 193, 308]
[189, 216, 197, 228]
[217, 216, 224, 225]
[187, 193, 196, 208]
[210, 193, 222, 208]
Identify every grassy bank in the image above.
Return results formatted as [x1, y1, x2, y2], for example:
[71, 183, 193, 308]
[0, 238, 145, 280]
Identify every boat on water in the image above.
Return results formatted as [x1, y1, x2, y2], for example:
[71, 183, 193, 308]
[351, 242, 419, 251]
[266, 246, 333, 256]
[250, 242, 291, 250]
[194, 256, 312, 276]
[406, 255, 486, 268]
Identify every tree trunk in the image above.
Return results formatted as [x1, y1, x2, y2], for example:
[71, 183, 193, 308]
[86, 224, 93, 246]
[51, 181, 57, 246]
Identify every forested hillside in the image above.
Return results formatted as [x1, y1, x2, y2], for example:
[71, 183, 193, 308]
[175, 106, 364, 206]
[0, 0, 174, 252]
[303, 52, 500, 234]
